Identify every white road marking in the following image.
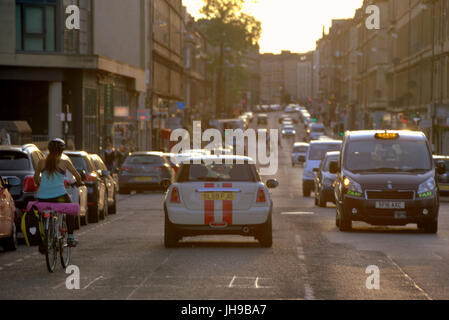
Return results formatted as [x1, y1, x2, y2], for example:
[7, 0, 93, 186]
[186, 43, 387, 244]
[387, 256, 432, 300]
[5, 263, 13, 267]
[83, 275, 105, 290]
[0, 267, 3, 271]
[126, 254, 171, 300]
[295, 235, 315, 300]
[281, 211, 314, 215]
[228, 275, 236, 288]
[16, 259, 23, 263]
[52, 281, 67, 290]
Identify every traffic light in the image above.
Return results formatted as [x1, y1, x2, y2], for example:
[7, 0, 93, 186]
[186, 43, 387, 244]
[339, 123, 345, 136]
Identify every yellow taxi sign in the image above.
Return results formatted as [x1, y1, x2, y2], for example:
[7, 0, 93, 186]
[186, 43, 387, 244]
[374, 132, 399, 140]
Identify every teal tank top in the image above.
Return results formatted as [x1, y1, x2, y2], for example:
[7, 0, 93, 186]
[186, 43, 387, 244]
[37, 170, 67, 199]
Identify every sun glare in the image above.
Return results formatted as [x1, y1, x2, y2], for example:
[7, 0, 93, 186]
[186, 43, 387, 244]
[182, 0, 364, 53]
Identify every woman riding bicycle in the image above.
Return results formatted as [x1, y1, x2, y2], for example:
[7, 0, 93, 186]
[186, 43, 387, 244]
[34, 138, 82, 248]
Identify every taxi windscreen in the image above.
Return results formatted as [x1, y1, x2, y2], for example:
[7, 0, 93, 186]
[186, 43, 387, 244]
[177, 163, 258, 182]
[344, 140, 432, 173]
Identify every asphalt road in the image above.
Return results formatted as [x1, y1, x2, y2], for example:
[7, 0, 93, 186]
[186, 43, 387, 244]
[1, 113, 449, 300]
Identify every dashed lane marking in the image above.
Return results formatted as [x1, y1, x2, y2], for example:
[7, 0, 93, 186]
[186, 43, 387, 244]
[281, 211, 314, 215]
[295, 235, 315, 300]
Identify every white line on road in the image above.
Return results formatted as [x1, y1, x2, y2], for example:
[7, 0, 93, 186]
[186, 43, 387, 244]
[281, 212, 314, 215]
[228, 275, 236, 288]
[387, 256, 432, 300]
[126, 254, 171, 300]
[83, 275, 105, 290]
[295, 235, 315, 300]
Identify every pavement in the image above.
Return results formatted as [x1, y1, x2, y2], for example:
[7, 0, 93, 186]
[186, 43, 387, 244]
[1, 112, 449, 300]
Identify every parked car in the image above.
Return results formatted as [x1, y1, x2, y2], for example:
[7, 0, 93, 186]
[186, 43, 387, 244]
[314, 151, 339, 207]
[291, 142, 309, 166]
[433, 155, 449, 196]
[90, 154, 117, 215]
[0, 176, 18, 251]
[64, 151, 106, 223]
[302, 140, 342, 197]
[118, 152, 175, 194]
[0, 144, 44, 229]
[64, 170, 88, 229]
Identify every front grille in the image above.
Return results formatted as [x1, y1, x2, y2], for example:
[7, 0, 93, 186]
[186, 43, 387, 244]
[366, 190, 414, 200]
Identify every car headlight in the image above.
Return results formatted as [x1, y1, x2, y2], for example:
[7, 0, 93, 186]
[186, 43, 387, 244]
[418, 177, 436, 197]
[343, 176, 363, 195]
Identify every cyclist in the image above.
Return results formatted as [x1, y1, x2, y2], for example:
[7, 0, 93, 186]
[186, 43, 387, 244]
[33, 138, 83, 249]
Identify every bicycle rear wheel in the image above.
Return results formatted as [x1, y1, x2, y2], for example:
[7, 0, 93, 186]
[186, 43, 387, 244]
[45, 218, 57, 273]
[59, 215, 71, 268]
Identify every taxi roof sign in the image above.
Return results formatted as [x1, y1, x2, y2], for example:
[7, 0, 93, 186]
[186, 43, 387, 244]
[374, 132, 399, 140]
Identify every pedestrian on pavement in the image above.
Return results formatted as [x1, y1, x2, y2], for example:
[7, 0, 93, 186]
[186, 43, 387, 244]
[103, 144, 115, 172]
[0, 128, 11, 145]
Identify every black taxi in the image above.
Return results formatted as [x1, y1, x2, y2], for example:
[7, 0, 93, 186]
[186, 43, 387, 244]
[330, 130, 446, 233]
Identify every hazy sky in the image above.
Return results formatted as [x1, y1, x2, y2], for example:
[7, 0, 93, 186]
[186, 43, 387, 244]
[182, 0, 364, 54]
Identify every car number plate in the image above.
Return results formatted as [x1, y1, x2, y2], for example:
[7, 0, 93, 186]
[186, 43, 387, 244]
[201, 192, 235, 201]
[135, 177, 152, 182]
[440, 185, 449, 191]
[375, 201, 405, 209]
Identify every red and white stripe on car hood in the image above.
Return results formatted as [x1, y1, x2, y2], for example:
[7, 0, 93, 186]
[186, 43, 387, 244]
[203, 182, 233, 226]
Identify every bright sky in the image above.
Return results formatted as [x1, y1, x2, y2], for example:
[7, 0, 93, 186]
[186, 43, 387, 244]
[182, 0, 364, 54]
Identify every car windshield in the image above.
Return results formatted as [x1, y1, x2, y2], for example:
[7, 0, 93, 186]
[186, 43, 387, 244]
[311, 125, 325, 132]
[293, 146, 308, 153]
[308, 143, 341, 160]
[125, 155, 163, 165]
[323, 156, 339, 172]
[0, 151, 30, 170]
[344, 140, 432, 173]
[177, 163, 257, 182]
[67, 155, 88, 172]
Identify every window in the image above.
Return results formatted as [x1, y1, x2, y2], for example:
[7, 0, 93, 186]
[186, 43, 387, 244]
[16, 0, 58, 52]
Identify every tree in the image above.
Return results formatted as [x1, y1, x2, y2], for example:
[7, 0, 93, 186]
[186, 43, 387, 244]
[197, 0, 261, 117]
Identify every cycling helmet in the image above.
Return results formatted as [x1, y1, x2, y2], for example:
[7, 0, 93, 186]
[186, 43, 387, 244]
[48, 138, 66, 153]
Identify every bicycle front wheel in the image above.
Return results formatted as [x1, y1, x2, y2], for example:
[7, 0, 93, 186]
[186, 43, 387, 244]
[59, 215, 71, 268]
[45, 219, 57, 273]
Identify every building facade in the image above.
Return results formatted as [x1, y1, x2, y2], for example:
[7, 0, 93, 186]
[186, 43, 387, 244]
[0, 0, 148, 153]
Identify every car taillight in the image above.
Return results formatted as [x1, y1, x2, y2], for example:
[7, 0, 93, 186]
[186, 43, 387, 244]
[170, 187, 181, 203]
[85, 173, 96, 182]
[256, 187, 267, 203]
[120, 166, 131, 172]
[156, 165, 169, 172]
[23, 176, 37, 193]
[64, 179, 70, 187]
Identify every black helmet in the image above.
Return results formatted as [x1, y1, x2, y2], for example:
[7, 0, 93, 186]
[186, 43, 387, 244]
[48, 138, 66, 153]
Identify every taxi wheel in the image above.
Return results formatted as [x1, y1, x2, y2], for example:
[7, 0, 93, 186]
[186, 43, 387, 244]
[164, 214, 179, 248]
[303, 187, 311, 197]
[318, 192, 327, 208]
[422, 220, 438, 234]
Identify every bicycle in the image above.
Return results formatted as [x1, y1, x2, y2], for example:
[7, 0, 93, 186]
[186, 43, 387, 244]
[27, 200, 80, 273]
[41, 209, 70, 273]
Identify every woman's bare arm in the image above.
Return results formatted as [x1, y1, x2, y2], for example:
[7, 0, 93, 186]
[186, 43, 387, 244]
[34, 159, 45, 187]
[62, 159, 82, 184]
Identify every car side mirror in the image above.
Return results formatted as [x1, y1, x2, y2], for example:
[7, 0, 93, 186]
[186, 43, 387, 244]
[437, 161, 446, 175]
[266, 179, 279, 189]
[80, 170, 87, 180]
[329, 161, 339, 174]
